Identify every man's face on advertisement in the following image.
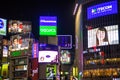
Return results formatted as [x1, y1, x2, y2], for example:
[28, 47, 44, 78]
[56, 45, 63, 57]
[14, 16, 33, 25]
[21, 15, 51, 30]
[13, 38, 18, 45]
[12, 23, 18, 29]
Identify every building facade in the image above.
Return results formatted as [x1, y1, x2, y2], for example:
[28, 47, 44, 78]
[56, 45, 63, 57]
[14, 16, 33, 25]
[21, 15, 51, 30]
[75, 0, 120, 80]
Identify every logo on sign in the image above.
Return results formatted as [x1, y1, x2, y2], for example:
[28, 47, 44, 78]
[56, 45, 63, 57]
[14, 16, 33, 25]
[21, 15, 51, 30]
[87, 0, 118, 19]
[0, 19, 4, 28]
[40, 29, 56, 32]
[92, 5, 112, 14]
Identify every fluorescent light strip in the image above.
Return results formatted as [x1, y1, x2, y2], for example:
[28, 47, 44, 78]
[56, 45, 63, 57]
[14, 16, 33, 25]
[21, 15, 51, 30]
[40, 20, 56, 23]
[73, 3, 78, 15]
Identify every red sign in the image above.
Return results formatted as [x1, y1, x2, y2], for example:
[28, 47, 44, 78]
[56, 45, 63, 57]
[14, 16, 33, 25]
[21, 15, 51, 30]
[32, 58, 38, 80]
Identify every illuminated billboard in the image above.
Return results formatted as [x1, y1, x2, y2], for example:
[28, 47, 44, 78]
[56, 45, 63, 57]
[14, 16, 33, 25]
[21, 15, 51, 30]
[0, 18, 7, 36]
[87, 0, 118, 19]
[32, 43, 39, 58]
[1, 64, 9, 78]
[88, 25, 119, 48]
[8, 20, 31, 33]
[60, 50, 71, 64]
[2, 46, 8, 57]
[39, 16, 57, 36]
[38, 51, 58, 63]
[58, 35, 72, 49]
[46, 65, 56, 80]
[9, 33, 30, 51]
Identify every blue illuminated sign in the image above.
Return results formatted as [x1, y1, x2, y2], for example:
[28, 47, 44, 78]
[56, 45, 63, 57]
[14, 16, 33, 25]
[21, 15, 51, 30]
[0, 19, 4, 28]
[58, 35, 72, 49]
[32, 43, 39, 58]
[0, 18, 7, 36]
[87, 0, 118, 19]
[40, 16, 57, 26]
[39, 44, 58, 51]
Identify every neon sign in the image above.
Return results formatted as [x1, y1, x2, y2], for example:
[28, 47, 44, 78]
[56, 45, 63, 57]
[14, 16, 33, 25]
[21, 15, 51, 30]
[39, 16, 57, 36]
[87, 0, 118, 19]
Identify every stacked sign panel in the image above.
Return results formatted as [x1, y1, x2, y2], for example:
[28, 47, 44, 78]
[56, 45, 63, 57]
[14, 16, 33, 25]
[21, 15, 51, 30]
[39, 16, 57, 36]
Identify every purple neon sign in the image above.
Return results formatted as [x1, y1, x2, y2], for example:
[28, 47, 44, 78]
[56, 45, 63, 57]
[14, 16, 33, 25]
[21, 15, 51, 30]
[40, 16, 57, 26]
[32, 43, 39, 58]
[87, 0, 118, 19]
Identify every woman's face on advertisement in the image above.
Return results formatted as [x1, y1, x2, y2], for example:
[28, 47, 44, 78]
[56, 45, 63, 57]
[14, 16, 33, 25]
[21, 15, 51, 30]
[97, 30, 105, 41]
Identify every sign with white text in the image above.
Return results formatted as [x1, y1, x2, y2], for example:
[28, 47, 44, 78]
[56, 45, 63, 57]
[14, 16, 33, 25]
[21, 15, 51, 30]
[87, 0, 118, 19]
[39, 16, 57, 36]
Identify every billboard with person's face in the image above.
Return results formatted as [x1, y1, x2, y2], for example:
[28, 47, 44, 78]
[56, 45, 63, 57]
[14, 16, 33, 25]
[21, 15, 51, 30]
[8, 20, 31, 33]
[9, 33, 30, 51]
[88, 25, 119, 48]
[46, 65, 56, 80]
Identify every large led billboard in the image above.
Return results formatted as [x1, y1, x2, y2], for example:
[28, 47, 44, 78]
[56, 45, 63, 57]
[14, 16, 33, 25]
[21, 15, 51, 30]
[8, 20, 31, 33]
[87, 0, 118, 19]
[0, 18, 7, 36]
[38, 51, 58, 63]
[39, 16, 57, 36]
[58, 35, 72, 49]
[88, 25, 119, 48]
[9, 33, 30, 51]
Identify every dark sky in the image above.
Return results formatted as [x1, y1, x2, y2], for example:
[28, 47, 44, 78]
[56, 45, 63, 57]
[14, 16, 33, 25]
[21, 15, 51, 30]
[0, 0, 75, 39]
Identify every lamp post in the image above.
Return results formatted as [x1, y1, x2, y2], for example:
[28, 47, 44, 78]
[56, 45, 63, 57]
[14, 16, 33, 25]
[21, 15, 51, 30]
[58, 46, 61, 80]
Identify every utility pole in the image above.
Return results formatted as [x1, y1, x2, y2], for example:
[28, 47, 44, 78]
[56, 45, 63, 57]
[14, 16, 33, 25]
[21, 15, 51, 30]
[58, 46, 61, 80]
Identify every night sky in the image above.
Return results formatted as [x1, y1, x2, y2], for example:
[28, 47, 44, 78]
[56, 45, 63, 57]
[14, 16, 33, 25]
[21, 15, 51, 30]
[0, 0, 75, 39]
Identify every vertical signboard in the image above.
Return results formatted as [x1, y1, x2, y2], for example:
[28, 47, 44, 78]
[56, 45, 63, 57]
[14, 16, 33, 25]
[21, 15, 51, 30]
[46, 65, 57, 80]
[32, 43, 38, 58]
[32, 58, 38, 80]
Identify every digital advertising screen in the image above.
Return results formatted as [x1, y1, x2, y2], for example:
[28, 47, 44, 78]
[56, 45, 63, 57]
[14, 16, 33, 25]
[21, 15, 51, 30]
[39, 16, 57, 36]
[58, 35, 72, 49]
[88, 25, 119, 48]
[46, 65, 56, 80]
[8, 20, 31, 33]
[0, 18, 7, 36]
[60, 50, 71, 64]
[2, 46, 8, 57]
[9, 33, 30, 51]
[87, 0, 118, 19]
[38, 51, 58, 63]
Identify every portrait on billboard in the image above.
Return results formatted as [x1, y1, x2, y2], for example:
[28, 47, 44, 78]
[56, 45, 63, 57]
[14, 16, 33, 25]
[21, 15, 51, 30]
[60, 50, 71, 64]
[11, 35, 21, 50]
[46, 65, 56, 80]
[8, 20, 31, 33]
[8, 20, 22, 33]
[88, 25, 119, 48]
[10, 33, 30, 51]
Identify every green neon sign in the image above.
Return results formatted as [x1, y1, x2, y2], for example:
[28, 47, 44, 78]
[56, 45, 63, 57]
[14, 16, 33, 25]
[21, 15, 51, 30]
[39, 26, 57, 36]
